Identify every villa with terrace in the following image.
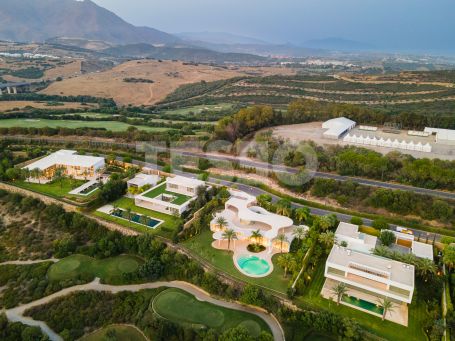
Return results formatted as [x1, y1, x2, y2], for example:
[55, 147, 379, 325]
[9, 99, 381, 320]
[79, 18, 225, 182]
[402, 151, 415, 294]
[134, 175, 206, 216]
[210, 189, 307, 277]
[320, 222, 433, 325]
[23, 150, 105, 183]
[322, 245, 415, 326]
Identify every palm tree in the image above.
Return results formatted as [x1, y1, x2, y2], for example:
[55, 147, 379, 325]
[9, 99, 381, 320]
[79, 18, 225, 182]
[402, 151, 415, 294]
[294, 207, 310, 224]
[54, 166, 65, 189]
[31, 168, 42, 184]
[251, 229, 263, 245]
[216, 216, 228, 231]
[276, 199, 292, 217]
[276, 233, 288, 253]
[222, 229, 237, 252]
[126, 207, 132, 221]
[293, 226, 307, 240]
[417, 258, 436, 282]
[377, 297, 395, 321]
[277, 253, 294, 278]
[319, 231, 335, 250]
[332, 283, 348, 305]
[139, 215, 149, 226]
[443, 245, 455, 271]
[316, 216, 332, 231]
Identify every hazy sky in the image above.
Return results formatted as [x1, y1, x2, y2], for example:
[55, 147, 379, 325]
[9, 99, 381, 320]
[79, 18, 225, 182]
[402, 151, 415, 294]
[92, 0, 454, 53]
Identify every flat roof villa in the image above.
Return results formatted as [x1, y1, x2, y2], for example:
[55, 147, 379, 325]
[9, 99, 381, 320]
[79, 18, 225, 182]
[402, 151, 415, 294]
[135, 175, 205, 216]
[127, 173, 160, 189]
[23, 150, 105, 183]
[322, 245, 415, 325]
[335, 222, 377, 254]
[210, 190, 306, 277]
[390, 230, 434, 260]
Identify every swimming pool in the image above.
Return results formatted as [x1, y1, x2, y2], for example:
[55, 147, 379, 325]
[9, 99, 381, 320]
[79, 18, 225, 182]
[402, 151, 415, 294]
[342, 295, 384, 315]
[112, 209, 162, 229]
[237, 255, 271, 277]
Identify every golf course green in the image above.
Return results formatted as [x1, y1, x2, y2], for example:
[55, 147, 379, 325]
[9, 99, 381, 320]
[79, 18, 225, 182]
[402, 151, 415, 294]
[48, 254, 143, 283]
[151, 288, 271, 336]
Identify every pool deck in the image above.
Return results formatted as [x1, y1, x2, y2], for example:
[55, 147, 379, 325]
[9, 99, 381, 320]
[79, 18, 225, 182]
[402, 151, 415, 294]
[212, 238, 283, 278]
[321, 278, 408, 326]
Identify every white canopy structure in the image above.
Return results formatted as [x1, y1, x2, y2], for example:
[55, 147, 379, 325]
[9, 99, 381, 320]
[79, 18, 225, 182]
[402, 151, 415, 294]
[322, 117, 356, 139]
[341, 134, 432, 153]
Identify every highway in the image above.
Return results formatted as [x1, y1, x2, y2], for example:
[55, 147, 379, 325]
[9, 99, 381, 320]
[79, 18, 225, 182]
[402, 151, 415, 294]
[172, 149, 455, 201]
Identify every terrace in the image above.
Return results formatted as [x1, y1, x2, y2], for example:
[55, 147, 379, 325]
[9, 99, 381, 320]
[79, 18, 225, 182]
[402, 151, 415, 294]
[142, 183, 192, 205]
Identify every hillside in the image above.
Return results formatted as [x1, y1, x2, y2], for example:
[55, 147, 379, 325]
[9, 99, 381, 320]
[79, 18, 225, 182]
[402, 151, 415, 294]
[0, 0, 180, 45]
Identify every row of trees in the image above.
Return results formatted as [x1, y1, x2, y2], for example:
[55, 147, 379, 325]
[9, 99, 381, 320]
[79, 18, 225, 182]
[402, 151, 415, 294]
[311, 178, 455, 223]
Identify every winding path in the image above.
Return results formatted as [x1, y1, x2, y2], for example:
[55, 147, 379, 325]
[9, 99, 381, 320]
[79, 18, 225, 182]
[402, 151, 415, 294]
[0, 259, 59, 266]
[5, 278, 285, 341]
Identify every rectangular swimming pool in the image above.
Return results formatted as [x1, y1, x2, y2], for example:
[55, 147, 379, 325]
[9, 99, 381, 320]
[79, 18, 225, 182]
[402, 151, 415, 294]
[112, 209, 162, 229]
[342, 295, 384, 315]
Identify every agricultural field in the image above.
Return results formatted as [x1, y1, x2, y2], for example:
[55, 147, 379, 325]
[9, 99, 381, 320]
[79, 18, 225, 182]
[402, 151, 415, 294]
[151, 288, 271, 336]
[0, 118, 170, 132]
[0, 101, 98, 112]
[41, 59, 295, 106]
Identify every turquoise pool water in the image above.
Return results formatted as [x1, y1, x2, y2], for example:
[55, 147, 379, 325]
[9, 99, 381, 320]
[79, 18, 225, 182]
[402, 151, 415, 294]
[342, 295, 384, 315]
[237, 255, 271, 276]
[112, 210, 161, 229]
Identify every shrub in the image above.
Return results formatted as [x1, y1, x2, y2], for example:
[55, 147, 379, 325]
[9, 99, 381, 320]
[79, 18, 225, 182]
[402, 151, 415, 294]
[372, 218, 390, 230]
[350, 217, 363, 226]
[379, 230, 396, 246]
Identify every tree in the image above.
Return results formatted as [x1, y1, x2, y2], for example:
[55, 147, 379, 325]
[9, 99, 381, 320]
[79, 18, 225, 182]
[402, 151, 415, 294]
[443, 245, 455, 271]
[125, 207, 132, 221]
[256, 194, 272, 209]
[379, 230, 396, 247]
[222, 229, 237, 252]
[276, 233, 288, 253]
[332, 283, 348, 305]
[372, 218, 390, 230]
[377, 297, 395, 321]
[319, 231, 335, 251]
[219, 326, 253, 341]
[277, 253, 295, 278]
[417, 258, 436, 282]
[276, 199, 292, 217]
[294, 207, 310, 224]
[216, 216, 228, 231]
[139, 215, 149, 226]
[251, 229, 263, 245]
[292, 226, 307, 240]
[350, 217, 363, 226]
[54, 166, 66, 189]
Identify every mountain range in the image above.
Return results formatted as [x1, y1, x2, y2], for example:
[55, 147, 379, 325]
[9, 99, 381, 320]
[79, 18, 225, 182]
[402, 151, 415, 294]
[0, 0, 179, 45]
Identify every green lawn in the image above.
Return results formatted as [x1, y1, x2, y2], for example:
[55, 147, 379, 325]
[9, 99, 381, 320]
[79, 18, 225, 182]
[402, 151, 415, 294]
[142, 183, 192, 205]
[0, 118, 170, 132]
[13, 178, 97, 200]
[182, 230, 289, 294]
[47, 254, 143, 284]
[94, 197, 182, 238]
[80, 325, 147, 341]
[151, 288, 271, 336]
[296, 261, 429, 341]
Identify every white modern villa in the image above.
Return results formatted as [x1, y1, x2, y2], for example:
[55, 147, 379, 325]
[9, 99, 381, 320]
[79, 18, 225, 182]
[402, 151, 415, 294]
[134, 175, 205, 216]
[322, 245, 415, 325]
[23, 150, 105, 183]
[320, 222, 432, 325]
[127, 173, 160, 189]
[210, 189, 306, 277]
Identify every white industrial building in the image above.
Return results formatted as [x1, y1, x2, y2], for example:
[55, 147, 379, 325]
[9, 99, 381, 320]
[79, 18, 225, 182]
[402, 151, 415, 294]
[24, 150, 105, 183]
[424, 127, 455, 145]
[322, 117, 356, 139]
[343, 134, 432, 153]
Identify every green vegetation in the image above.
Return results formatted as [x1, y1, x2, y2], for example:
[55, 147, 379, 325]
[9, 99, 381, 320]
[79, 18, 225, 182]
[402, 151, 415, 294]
[0, 313, 48, 341]
[297, 264, 430, 341]
[47, 254, 143, 284]
[9, 67, 44, 79]
[14, 178, 86, 200]
[152, 288, 271, 336]
[183, 230, 289, 293]
[80, 325, 147, 341]
[95, 196, 181, 238]
[0, 118, 169, 132]
[142, 183, 192, 205]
